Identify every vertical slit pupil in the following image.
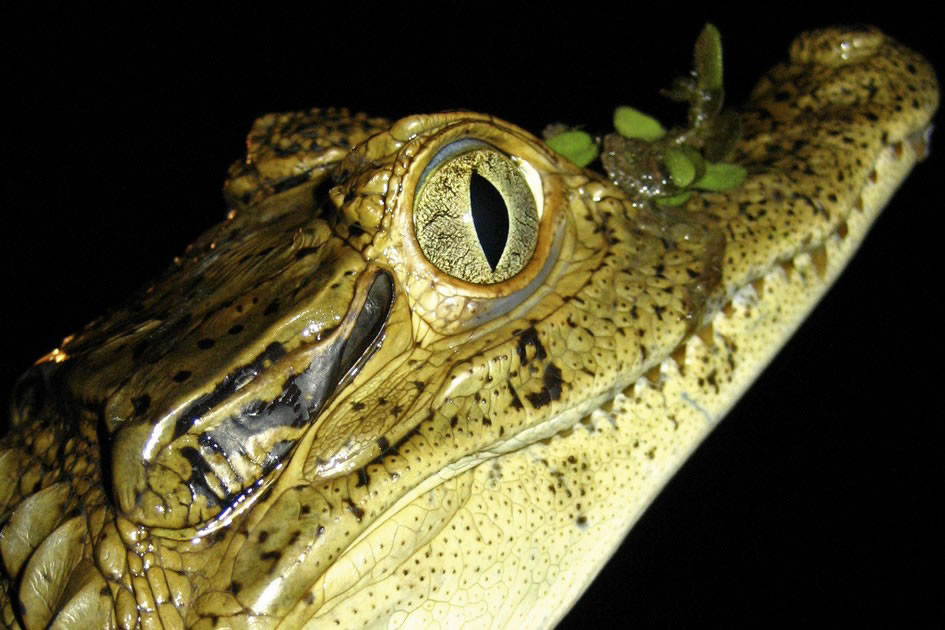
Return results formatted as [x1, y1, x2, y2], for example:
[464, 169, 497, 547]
[469, 171, 509, 272]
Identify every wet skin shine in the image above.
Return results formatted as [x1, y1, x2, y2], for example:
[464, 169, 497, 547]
[0, 27, 939, 629]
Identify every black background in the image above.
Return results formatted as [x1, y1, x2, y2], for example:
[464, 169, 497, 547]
[4, 10, 941, 628]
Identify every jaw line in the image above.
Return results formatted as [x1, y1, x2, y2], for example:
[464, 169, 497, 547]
[335, 114, 936, 569]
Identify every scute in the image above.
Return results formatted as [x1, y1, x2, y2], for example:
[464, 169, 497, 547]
[17, 517, 89, 630]
[1, 482, 74, 578]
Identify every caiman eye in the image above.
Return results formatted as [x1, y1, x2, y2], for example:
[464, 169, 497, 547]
[413, 140, 540, 284]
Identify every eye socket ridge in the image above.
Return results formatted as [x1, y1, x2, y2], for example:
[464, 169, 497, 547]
[413, 139, 541, 285]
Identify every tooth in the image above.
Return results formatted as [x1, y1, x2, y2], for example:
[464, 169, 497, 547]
[696, 323, 715, 347]
[670, 346, 687, 374]
[810, 245, 828, 278]
[644, 365, 661, 385]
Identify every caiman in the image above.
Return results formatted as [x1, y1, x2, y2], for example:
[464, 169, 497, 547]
[0, 25, 938, 629]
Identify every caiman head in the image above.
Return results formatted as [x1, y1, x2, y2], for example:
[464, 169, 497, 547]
[0, 26, 938, 629]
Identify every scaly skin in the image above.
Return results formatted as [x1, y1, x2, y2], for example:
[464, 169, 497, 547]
[0, 27, 938, 629]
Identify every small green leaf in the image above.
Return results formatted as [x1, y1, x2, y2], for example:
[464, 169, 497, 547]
[691, 161, 747, 191]
[664, 146, 705, 187]
[664, 147, 696, 187]
[694, 23, 723, 92]
[546, 130, 592, 153]
[547, 130, 598, 166]
[570, 144, 600, 167]
[614, 106, 666, 142]
[656, 191, 693, 207]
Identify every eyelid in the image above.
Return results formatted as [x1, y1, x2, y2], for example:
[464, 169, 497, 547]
[417, 138, 491, 188]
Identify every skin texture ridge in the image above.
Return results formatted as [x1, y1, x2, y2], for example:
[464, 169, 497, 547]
[0, 27, 939, 629]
